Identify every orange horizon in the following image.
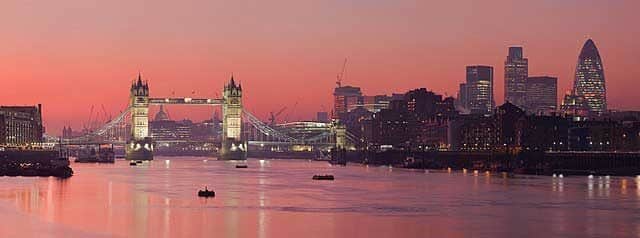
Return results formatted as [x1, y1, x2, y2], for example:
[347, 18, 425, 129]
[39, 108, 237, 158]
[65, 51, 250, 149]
[0, 0, 638, 135]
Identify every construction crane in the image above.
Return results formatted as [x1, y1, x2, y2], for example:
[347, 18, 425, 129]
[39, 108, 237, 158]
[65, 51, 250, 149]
[284, 101, 299, 123]
[269, 107, 287, 126]
[336, 57, 348, 88]
[101, 104, 111, 123]
[84, 105, 95, 132]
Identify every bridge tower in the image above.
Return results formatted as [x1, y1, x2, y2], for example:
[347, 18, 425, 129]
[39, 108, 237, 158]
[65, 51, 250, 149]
[220, 76, 247, 160]
[126, 74, 154, 160]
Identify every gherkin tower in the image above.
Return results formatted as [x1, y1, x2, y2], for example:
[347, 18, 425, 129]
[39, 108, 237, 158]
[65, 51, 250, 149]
[573, 39, 606, 114]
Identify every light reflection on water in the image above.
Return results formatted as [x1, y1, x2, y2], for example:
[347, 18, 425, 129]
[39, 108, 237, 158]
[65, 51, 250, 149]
[0, 157, 639, 237]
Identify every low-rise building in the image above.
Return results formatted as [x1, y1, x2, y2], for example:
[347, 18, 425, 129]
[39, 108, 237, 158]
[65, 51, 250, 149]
[0, 105, 44, 146]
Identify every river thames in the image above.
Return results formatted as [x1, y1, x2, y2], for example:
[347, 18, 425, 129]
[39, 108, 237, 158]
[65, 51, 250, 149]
[0, 157, 638, 237]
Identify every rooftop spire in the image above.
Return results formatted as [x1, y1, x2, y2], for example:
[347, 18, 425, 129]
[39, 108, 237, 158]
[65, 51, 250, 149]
[136, 72, 143, 86]
[230, 74, 236, 87]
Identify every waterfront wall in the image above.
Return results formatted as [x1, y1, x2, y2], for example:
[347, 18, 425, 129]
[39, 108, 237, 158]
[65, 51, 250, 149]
[362, 150, 640, 176]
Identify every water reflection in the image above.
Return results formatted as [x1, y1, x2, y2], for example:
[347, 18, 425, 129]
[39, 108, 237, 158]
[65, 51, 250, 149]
[0, 158, 638, 237]
[552, 176, 564, 193]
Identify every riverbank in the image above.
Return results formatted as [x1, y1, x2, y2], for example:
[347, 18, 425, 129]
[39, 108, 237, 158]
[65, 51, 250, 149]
[356, 150, 640, 177]
[0, 149, 73, 178]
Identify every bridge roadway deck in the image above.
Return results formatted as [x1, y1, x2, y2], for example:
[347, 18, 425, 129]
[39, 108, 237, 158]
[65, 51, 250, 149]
[148, 98, 223, 105]
[60, 140, 333, 146]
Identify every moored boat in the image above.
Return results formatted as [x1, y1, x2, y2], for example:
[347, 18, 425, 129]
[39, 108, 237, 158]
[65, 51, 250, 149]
[312, 174, 335, 180]
[75, 145, 115, 163]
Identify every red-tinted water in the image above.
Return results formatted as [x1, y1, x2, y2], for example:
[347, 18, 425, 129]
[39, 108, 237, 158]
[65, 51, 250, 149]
[0, 157, 638, 237]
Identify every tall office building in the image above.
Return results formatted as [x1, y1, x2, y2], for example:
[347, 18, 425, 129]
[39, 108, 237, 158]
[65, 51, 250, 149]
[525, 76, 557, 115]
[333, 86, 362, 120]
[504, 46, 529, 108]
[573, 39, 607, 114]
[466, 66, 495, 115]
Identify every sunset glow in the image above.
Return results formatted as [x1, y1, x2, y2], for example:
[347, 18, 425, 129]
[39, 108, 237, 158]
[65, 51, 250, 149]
[0, 0, 638, 134]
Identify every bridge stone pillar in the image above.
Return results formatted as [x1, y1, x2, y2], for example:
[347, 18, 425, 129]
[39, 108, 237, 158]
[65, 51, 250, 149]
[334, 123, 347, 149]
[220, 76, 247, 160]
[126, 74, 154, 160]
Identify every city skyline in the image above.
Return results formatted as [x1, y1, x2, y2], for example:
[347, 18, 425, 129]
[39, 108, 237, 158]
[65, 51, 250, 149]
[1, 2, 640, 237]
[1, 1, 639, 134]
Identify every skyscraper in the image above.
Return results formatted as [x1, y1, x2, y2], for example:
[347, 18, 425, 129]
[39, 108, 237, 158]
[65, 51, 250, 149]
[525, 76, 557, 115]
[573, 39, 606, 114]
[466, 65, 494, 115]
[504, 46, 529, 108]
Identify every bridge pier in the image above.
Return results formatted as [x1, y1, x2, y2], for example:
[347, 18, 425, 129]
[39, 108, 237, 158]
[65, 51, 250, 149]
[220, 77, 247, 160]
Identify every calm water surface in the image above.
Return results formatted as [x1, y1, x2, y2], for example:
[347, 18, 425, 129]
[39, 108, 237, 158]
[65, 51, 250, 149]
[0, 157, 639, 237]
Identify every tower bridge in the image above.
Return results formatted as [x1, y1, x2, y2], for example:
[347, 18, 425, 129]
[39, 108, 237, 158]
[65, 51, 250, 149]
[60, 74, 351, 160]
[128, 74, 245, 160]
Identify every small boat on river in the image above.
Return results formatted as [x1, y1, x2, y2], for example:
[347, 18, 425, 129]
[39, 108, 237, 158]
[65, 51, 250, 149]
[198, 187, 216, 197]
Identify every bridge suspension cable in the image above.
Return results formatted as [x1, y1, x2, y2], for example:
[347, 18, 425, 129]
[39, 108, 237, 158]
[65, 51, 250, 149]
[242, 109, 297, 142]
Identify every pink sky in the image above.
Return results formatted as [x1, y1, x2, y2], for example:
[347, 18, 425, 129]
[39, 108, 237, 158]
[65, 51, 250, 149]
[0, 0, 638, 135]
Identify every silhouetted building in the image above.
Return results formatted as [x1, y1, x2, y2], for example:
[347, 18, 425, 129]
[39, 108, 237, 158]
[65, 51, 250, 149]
[62, 126, 88, 139]
[525, 76, 557, 115]
[404, 88, 456, 119]
[0, 105, 44, 146]
[573, 39, 607, 114]
[621, 121, 640, 151]
[517, 115, 571, 151]
[366, 109, 412, 149]
[362, 88, 456, 150]
[154, 105, 170, 121]
[449, 115, 497, 151]
[316, 111, 329, 123]
[466, 65, 495, 115]
[495, 102, 526, 147]
[568, 120, 622, 151]
[62, 126, 72, 139]
[361, 95, 391, 113]
[504, 46, 528, 108]
[560, 92, 589, 116]
[456, 83, 469, 113]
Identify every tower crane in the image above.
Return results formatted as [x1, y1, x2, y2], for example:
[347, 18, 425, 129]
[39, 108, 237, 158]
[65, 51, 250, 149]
[284, 101, 299, 123]
[84, 105, 95, 132]
[269, 107, 287, 126]
[336, 57, 348, 88]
